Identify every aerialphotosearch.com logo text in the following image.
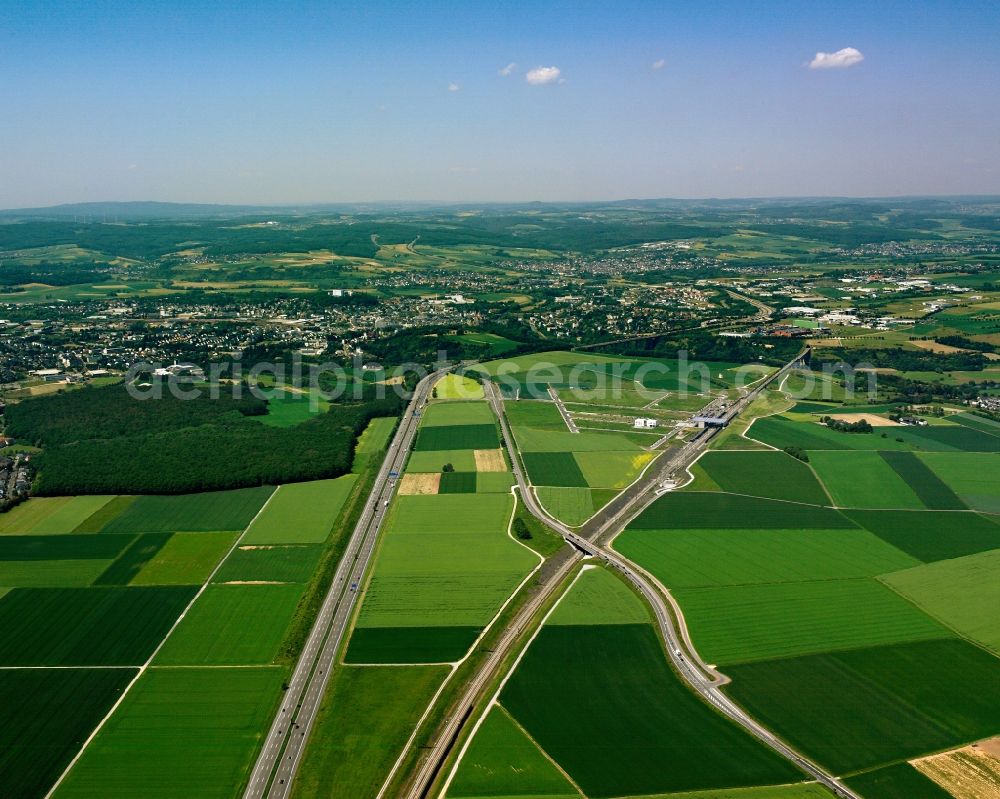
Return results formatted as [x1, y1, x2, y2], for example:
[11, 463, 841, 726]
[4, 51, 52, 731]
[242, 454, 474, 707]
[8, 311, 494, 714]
[124, 350, 879, 407]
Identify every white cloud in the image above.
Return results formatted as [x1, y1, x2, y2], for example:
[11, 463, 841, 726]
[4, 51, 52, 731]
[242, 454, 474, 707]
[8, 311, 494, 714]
[651, 58, 666, 70]
[448, 82, 460, 92]
[499, 62, 517, 77]
[808, 47, 864, 70]
[525, 66, 561, 85]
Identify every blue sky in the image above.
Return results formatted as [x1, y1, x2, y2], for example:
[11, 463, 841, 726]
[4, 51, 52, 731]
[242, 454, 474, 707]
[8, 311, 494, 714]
[1, 0, 998, 206]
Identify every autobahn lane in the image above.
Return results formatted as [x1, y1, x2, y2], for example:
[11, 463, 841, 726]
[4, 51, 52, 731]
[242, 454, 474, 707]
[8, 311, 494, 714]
[243, 369, 446, 799]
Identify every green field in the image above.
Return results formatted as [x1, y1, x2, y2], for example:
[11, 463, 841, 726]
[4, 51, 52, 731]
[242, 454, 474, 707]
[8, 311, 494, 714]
[504, 400, 568, 429]
[548, 566, 651, 626]
[345, 625, 480, 663]
[348, 492, 534, 662]
[746, 417, 925, 452]
[241, 477, 355, 544]
[674, 579, 950, 665]
[438, 471, 479, 493]
[213, 545, 322, 583]
[919, 452, 1000, 513]
[523, 452, 589, 487]
[352, 417, 396, 470]
[94, 533, 173, 585]
[416, 423, 500, 451]
[501, 623, 803, 796]
[293, 665, 449, 799]
[0, 495, 115, 535]
[0, 533, 133, 561]
[55, 667, 285, 799]
[101, 486, 274, 533]
[23, 496, 117, 534]
[406, 448, 478, 472]
[421, 400, 494, 426]
[156, 583, 304, 665]
[694, 451, 830, 505]
[0, 586, 196, 665]
[630, 493, 855, 530]
[352, 529, 531, 629]
[73, 496, 137, 532]
[808, 451, 925, 509]
[882, 548, 1000, 653]
[534, 486, 616, 526]
[879, 451, 966, 509]
[447, 705, 580, 798]
[844, 509, 1000, 561]
[725, 639, 1000, 774]
[475, 472, 516, 493]
[0, 667, 136, 799]
[513, 427, 642, 453]
[572, 450, 655, 489]
[388, 494, 513, 534]
[433, 374, 487, 399]
[0, 558, 117, 587]
[129, 531, 238, 585]
[614, 527, 919, 588]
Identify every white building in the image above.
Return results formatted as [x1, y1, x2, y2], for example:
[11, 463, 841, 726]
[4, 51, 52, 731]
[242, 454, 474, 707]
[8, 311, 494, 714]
[633, 417, 658, 429]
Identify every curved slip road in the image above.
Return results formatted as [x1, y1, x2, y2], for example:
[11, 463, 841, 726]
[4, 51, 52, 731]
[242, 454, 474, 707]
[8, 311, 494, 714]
[243, 369, 447, 799]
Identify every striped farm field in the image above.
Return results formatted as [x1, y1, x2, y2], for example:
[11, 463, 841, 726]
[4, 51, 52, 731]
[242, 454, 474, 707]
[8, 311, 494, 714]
[844, 509, 1000, 562]
[694, 451, 830, 505]
[535, 486, 617, 527]
[347, 491, 535, 662]
[0, 586, 196, 666]
[129, 531, 238, 585]
[613, 527, 919, 588]
[725, 639, 1000, 775]
[0, 495, 115, 535]
[415, 423, 500, 452]
[54, 667, 285, 799]
[882, 548, 1000, 654]
[446, 705, 580, 799]
[630, 492, 855, 530]
[155, 583, 304, 665]
[918, 452, 1000, 513]
[497, 585, 802, 796]
[241, 477, 355, 545]
[213, 544, 322, 584]
[879, 452, 965, 509]
[674, 578, 951, 666]
[101, 486, 274, 533]
[808, 451, 925, 509]
[0, 667, 137, 799]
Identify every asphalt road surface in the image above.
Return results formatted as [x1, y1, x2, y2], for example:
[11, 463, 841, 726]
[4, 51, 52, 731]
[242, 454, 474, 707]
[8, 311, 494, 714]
[243, 369, 446, 799]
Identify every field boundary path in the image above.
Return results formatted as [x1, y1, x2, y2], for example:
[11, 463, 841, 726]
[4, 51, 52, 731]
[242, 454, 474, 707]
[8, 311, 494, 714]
[243, 369, 447, 799]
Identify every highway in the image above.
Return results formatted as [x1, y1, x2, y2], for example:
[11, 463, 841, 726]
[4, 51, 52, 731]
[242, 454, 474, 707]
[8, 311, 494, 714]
[243, 368, 446, 799]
